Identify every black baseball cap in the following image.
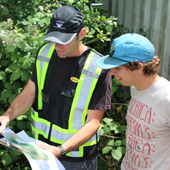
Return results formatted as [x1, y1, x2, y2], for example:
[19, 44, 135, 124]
[43, 5, 84, 45]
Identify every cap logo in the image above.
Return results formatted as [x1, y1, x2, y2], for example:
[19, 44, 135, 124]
[54, 20, 65, 30]
[109, 43, 115, 57]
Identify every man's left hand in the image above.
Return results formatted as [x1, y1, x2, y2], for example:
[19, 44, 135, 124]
[36, 142, 61, 158]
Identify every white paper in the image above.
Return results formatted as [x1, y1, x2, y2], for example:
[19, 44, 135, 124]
[1, 128, 65, 170]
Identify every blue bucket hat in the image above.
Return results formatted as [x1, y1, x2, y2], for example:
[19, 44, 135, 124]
[96, 33, 154, 69]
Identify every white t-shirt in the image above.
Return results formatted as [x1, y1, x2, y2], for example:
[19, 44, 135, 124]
[121, 77, 170, 170]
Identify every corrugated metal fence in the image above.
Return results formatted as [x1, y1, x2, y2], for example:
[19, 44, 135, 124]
[103, 0, 170, 80]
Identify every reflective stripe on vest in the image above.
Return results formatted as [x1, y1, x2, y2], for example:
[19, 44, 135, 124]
[68, 51, 102, 130]
[31, 44, 102, 157]
[36, 43, 55, 110]
[31, 110, 101, 157]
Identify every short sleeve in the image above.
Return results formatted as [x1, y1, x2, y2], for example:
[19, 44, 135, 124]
[88, 70, 112, 110]
[30, 63, 36, 83]
[163, 101, 170, 126]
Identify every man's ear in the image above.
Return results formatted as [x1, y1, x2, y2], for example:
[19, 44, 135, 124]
[79, 28, 86, 40]
[137, 62, 144, 73]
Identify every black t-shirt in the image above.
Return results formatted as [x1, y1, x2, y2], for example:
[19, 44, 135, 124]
[31, 48, 112, 110]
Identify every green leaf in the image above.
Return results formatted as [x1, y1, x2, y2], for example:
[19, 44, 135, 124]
[117, 146, 126, 154]
[4, 82, 13, 89]
[28, 18, 39, 23]
[8, 120, 16, 131]
[9, 94, 17, 103]
[106, 139, 114, 146]
[17, 40, 27, 49]
[9, 149, 21, 161]
[102, 146, 112, 154]
[88, 29, 95, 35]
[2, 8, 9, 15]
[1, 89, 12, 98]
[102, 36, 110, 41]
[1, 60, 9, 66]
[10, 69, 22, 81]
[17, 87, 23, 94]
[8, 120, 16, 126]
[26, 130, 33, 137]
[108, 122, 118, 130]
[3, 0, 8, 3]
[0, 111, 4, 116]
[23, 167, 31, 170]
[9, 63, 21, 71]
[122, 138, 126, 145]
[13, 82, 21, 89]
[102, 117, 113, 124]
[103, 125, 110, 134]
[114, 140, 122, 146]
[100, 128, 104, 135]
[18, 56, 28, 63]
[5, 44, 17, 53]
[38, 18, 48, 25]
[83, 0, 89, 3]
[31, 34, 44, 46]
[68, 0, 74, 5]
[34, 12, 44, 18]
[106, 25, 113, 31]
[22, 60, 31, 69]
[21, 21, 30, 25]
[111, 84, 119, 95]
[2, 154, 13, 166]
[17, 121, 27, 130]
[0, 150, 8, 157]
[111, 149, 122, 161]
[21, 70, 30, 82]
[101, 15, 106, 21]
[121, 125, 127, 131]
[114, 128, 122, 134]
[86, 34, 94, 38]
[113, 77, 122, 85]
[112, 122, 121, 127]
[0, 71, 6, 80]
[17, 115, 28, 121]
[100, 38, 105, 42]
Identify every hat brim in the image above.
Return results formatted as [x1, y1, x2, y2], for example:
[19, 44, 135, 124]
[96, 55, 127, 69]
[43, 30, 77, 45]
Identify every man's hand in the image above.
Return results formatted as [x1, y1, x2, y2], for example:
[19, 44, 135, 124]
[0, 79, 35, 134]
[36, 142, 62, 158]
[0, 115, 10, 133]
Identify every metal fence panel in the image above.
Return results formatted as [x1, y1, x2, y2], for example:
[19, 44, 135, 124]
[103, 0, 170, 80]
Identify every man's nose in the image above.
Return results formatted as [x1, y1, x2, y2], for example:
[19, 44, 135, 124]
[53, 42, 63, 48]
[109, 68, 117, 75]
[55, 43, 63, 47]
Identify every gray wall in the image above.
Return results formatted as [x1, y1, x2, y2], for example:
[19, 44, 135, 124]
[103, 0, 170, 80]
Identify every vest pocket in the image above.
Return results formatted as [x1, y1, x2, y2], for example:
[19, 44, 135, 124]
[55, 88, 75, 129]
[58, 88, 75, 113]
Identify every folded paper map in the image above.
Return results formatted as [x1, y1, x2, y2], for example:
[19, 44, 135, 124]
[0, 128, 65, 170]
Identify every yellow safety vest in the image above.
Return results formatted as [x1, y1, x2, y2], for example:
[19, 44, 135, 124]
[31, 43, 102, 157]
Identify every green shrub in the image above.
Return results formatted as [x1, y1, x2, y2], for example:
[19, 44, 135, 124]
[0, 0, 116, 169]
[0, 0, 143, 169]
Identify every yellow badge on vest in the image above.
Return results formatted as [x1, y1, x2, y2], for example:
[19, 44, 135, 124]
[71, 77, 79, 83]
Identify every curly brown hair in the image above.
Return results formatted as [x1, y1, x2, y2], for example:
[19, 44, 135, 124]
[124, 56, 160, 76]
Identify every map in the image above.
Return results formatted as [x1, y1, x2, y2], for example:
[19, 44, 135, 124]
[0, 128, 65, 170]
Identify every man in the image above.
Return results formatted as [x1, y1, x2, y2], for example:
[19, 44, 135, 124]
[0, 6, 112, 169]
[96, 33, 170, 170]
